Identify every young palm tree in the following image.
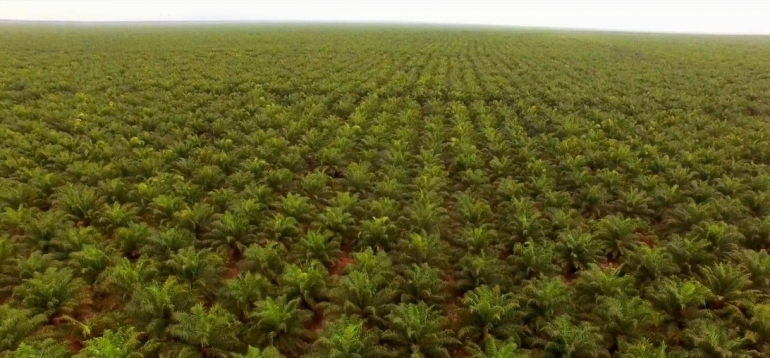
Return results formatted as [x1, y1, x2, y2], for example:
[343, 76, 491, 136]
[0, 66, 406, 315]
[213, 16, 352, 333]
[53, 184, 105, 226]
[150, 194, 186, 225]
[455, 191, 493, 225]
[645, 278, 712, 340]
[592, 215, 643, 261]
[264, 213, 301, 242]
[247, 295, 312, 356]
[510, 240, 559, 281]
[98, 257, 158, 303]
[0, 236, 18, 296]
[616, 339, 668, 358]
[164, 247, 225, 297]
[276, 193, 315, 223]
[167, 303, 244, 357]
[684, 319, 754, 358]
[233, 346, 285, 358]
[382, 302, 458, 358]
[458, 285, 523, 349]
[220, 272, 274, 320]
[732, 249, 770, 290]
[327, 270, 398, 327]
[357, 216, 397, 251]
[205, 210, 255, 257]
[74, 327, 145, 358]
[747, 303, 770, 348]
[395, 230, 452, 268]
[698, 263, 759, 316]
[666, 234, 712, 276]
[403, 191, 449, 233]
[695, 221, 745, 257]
[173, 202, 215, 241]
[622, 244, 679, 283]
[95, 202, 140, 234]
[457, 225, 501, 256]
[521, 277, 574, 335]
[293, 229, 341, 267]
[0, 306, 48, 352]
[126, 277, 197, 339]
[280, 261, 330, 311]
[113, 222, 154, 259]
[309, 315, 386, 358]
[348, 247, 397, 278]
[7, 339, 70, 358]
[240, 242, 288, 284]
[455, 251, 509, 293]
[554, 229, 604, 273]
[394, 263, 447, 305]
[318, 206, 356, 236]
[573, 263, 636, 305]
[12, 267, 88, 319]
[593, 296, 662, 351]
[140, 227, 195, 262]
[537, 316, 608, 358]
[68, 244, 113, 284]
[466, 337, 531, 358]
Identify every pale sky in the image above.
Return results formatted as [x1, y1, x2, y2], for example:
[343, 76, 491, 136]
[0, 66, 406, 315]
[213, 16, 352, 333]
[1, 1, 769, 35]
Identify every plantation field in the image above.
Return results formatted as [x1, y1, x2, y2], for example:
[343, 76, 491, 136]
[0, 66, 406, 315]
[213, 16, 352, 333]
[3, 25, 770, 357]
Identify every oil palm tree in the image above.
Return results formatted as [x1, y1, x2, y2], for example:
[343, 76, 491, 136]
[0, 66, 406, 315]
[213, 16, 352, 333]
[68, 244, 113, 284]
[645, 277, 712, 342]
[616, 339, 669, 358]
[592, 215, 643, 261]
[510, 240, 559, 281]
[698, 263, 759, 318]
[593, 296, 661, 351]
[0, 306, 48, 351]
[126, 277, 197, 339]
[292, 229, 341, 267]
[327, 270, 398, 327]
[395, 230, 452, 268]
[74, 327, 145, 358]
[555, 229, 604, 273]
[98, 257, 158, 303]
[466, 337, 531, 358]
[458, 285, 523, 349]
[521, 277, 574, 335]
[167, 303, 244, 357]
[537, 316, 608, 358]
[732, 249, 770, 290]
[622, 244, 679, 284]
[163, 247, 225, 297]
[204, 210, 255, 257]
[7, 339, 70, 358]
[247, 295, 312, 356]
[12, 267, 88, 320]
[455, 251, 509, 293]
[573, 263, 636, 305]
[309, 315, 386, 358]
[173, 202, 215, 241]
[233, 346, 285, 358]
[394, 263, 447, 305]
[280, 261, 330, 311]
[684, 319, 754, 358]
[382, 302, 458, 358]
[220, 272, 274, 320]
[241, 242, 288, 285]
[53, 184, 104, 226]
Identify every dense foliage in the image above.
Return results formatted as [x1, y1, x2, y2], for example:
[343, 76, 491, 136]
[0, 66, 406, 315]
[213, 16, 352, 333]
[2, 25, 770, 357]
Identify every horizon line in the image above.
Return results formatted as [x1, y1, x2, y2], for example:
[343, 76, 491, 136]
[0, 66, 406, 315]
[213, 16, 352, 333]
[1, 19, 769, 36]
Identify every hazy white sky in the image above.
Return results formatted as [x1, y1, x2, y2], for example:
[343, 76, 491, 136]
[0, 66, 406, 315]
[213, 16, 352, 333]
[2, 1, 769, 35]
